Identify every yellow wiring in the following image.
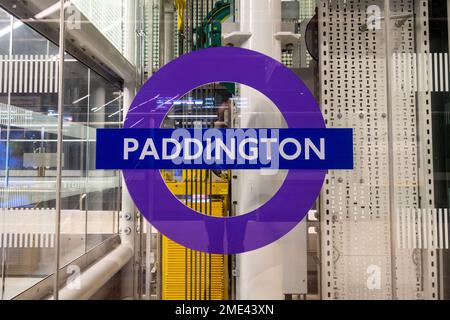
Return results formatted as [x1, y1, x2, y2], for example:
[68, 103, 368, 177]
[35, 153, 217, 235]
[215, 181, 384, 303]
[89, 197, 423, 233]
[174, 0, 186, 32]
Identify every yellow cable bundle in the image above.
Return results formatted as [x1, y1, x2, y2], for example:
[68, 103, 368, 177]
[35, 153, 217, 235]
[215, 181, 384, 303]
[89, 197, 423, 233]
[174, 0, 186, 32]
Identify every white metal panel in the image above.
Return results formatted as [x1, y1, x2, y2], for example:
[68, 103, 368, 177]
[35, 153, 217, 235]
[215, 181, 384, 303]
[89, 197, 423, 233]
[282, 221, 307, 295]
[319, 0, 392, 299]
[319, 0, 436, 300]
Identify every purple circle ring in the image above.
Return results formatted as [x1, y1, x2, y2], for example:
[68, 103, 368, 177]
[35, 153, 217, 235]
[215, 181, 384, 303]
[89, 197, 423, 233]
[123, 47, 326, 254]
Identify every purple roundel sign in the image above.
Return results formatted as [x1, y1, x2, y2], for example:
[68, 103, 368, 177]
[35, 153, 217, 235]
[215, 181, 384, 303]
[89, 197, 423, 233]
[108, 47, 350, 254]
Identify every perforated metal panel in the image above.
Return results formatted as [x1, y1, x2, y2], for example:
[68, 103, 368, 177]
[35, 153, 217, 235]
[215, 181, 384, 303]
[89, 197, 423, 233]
[152, 2, 161, 70]
[413, 0, 438, 300]
[388, 0, 422, 300]
[72, 0, 125, 53]
[299, 0, 316, 21]
[318, 0, 437, 300]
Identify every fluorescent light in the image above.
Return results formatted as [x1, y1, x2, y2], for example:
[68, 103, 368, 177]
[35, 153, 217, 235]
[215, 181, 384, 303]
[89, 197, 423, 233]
[107, 108, 123, 118]
[0, 2, 71, 39]
[0, 21, 23, 38]
[167, 115, 218, 119]
[35, 2, 68, 19]
[173, 100, 204, 106]
[72, 94, 90, 104]
[92, 95, 123, 112]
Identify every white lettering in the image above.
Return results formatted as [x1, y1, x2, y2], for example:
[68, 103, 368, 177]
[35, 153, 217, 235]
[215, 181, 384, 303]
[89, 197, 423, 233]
[184, 138, 203, 160]
[260, 138, 278, 160]
[139, 139, 160, 160]
[305, 138, 325, 160]
[279, 138, 302, 160]
[216, 138, 236, 160]
[124, 138, 139, 160]
[239, 138, 258, 161]
[162, 138, 182, 160]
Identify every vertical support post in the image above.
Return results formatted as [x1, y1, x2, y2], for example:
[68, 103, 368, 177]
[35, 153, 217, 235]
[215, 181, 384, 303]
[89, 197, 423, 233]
[448, 0, 450, 68]
[53, 0, 66, 300]
[120, 0, 138, 299]
[145, 222, 153, 300]
[415, 0, 438, 300]
[144, 0, 156, 300]
[0, 13, 14, 301]
[236, 0, 287, 300]
[159, 0, 166, 68]
[125, 0, 137, 66]
[120, 83, 137, 299]
[382, 0, 398, 301]
[163, 0, 175, 65]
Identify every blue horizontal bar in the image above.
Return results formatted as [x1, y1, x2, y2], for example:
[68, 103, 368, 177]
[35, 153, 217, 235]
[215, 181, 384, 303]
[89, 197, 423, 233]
[96, 128, 353, 170]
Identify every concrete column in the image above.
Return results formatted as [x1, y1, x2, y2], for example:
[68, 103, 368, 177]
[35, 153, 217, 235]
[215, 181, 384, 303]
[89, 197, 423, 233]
[239, 0, 282, 59]
[120, 0, 138, 299]
[236, 0, 288, 300]
[121, 83, 137, 245]
[119, 82, 137, 299]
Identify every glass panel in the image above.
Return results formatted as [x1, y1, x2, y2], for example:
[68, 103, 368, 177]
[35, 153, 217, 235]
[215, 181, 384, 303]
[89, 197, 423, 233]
[58, 3, 123, 268]
[85, 71, 122, 252]
[146, 0, 450, 301]
[59, 52, 122, 265]
[1, 0, 450, 302]
[0, 13, 59, 299]
[0, 7, 12, 300]
[0, 2, 124, 299]
[59, 52, 89, 266]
